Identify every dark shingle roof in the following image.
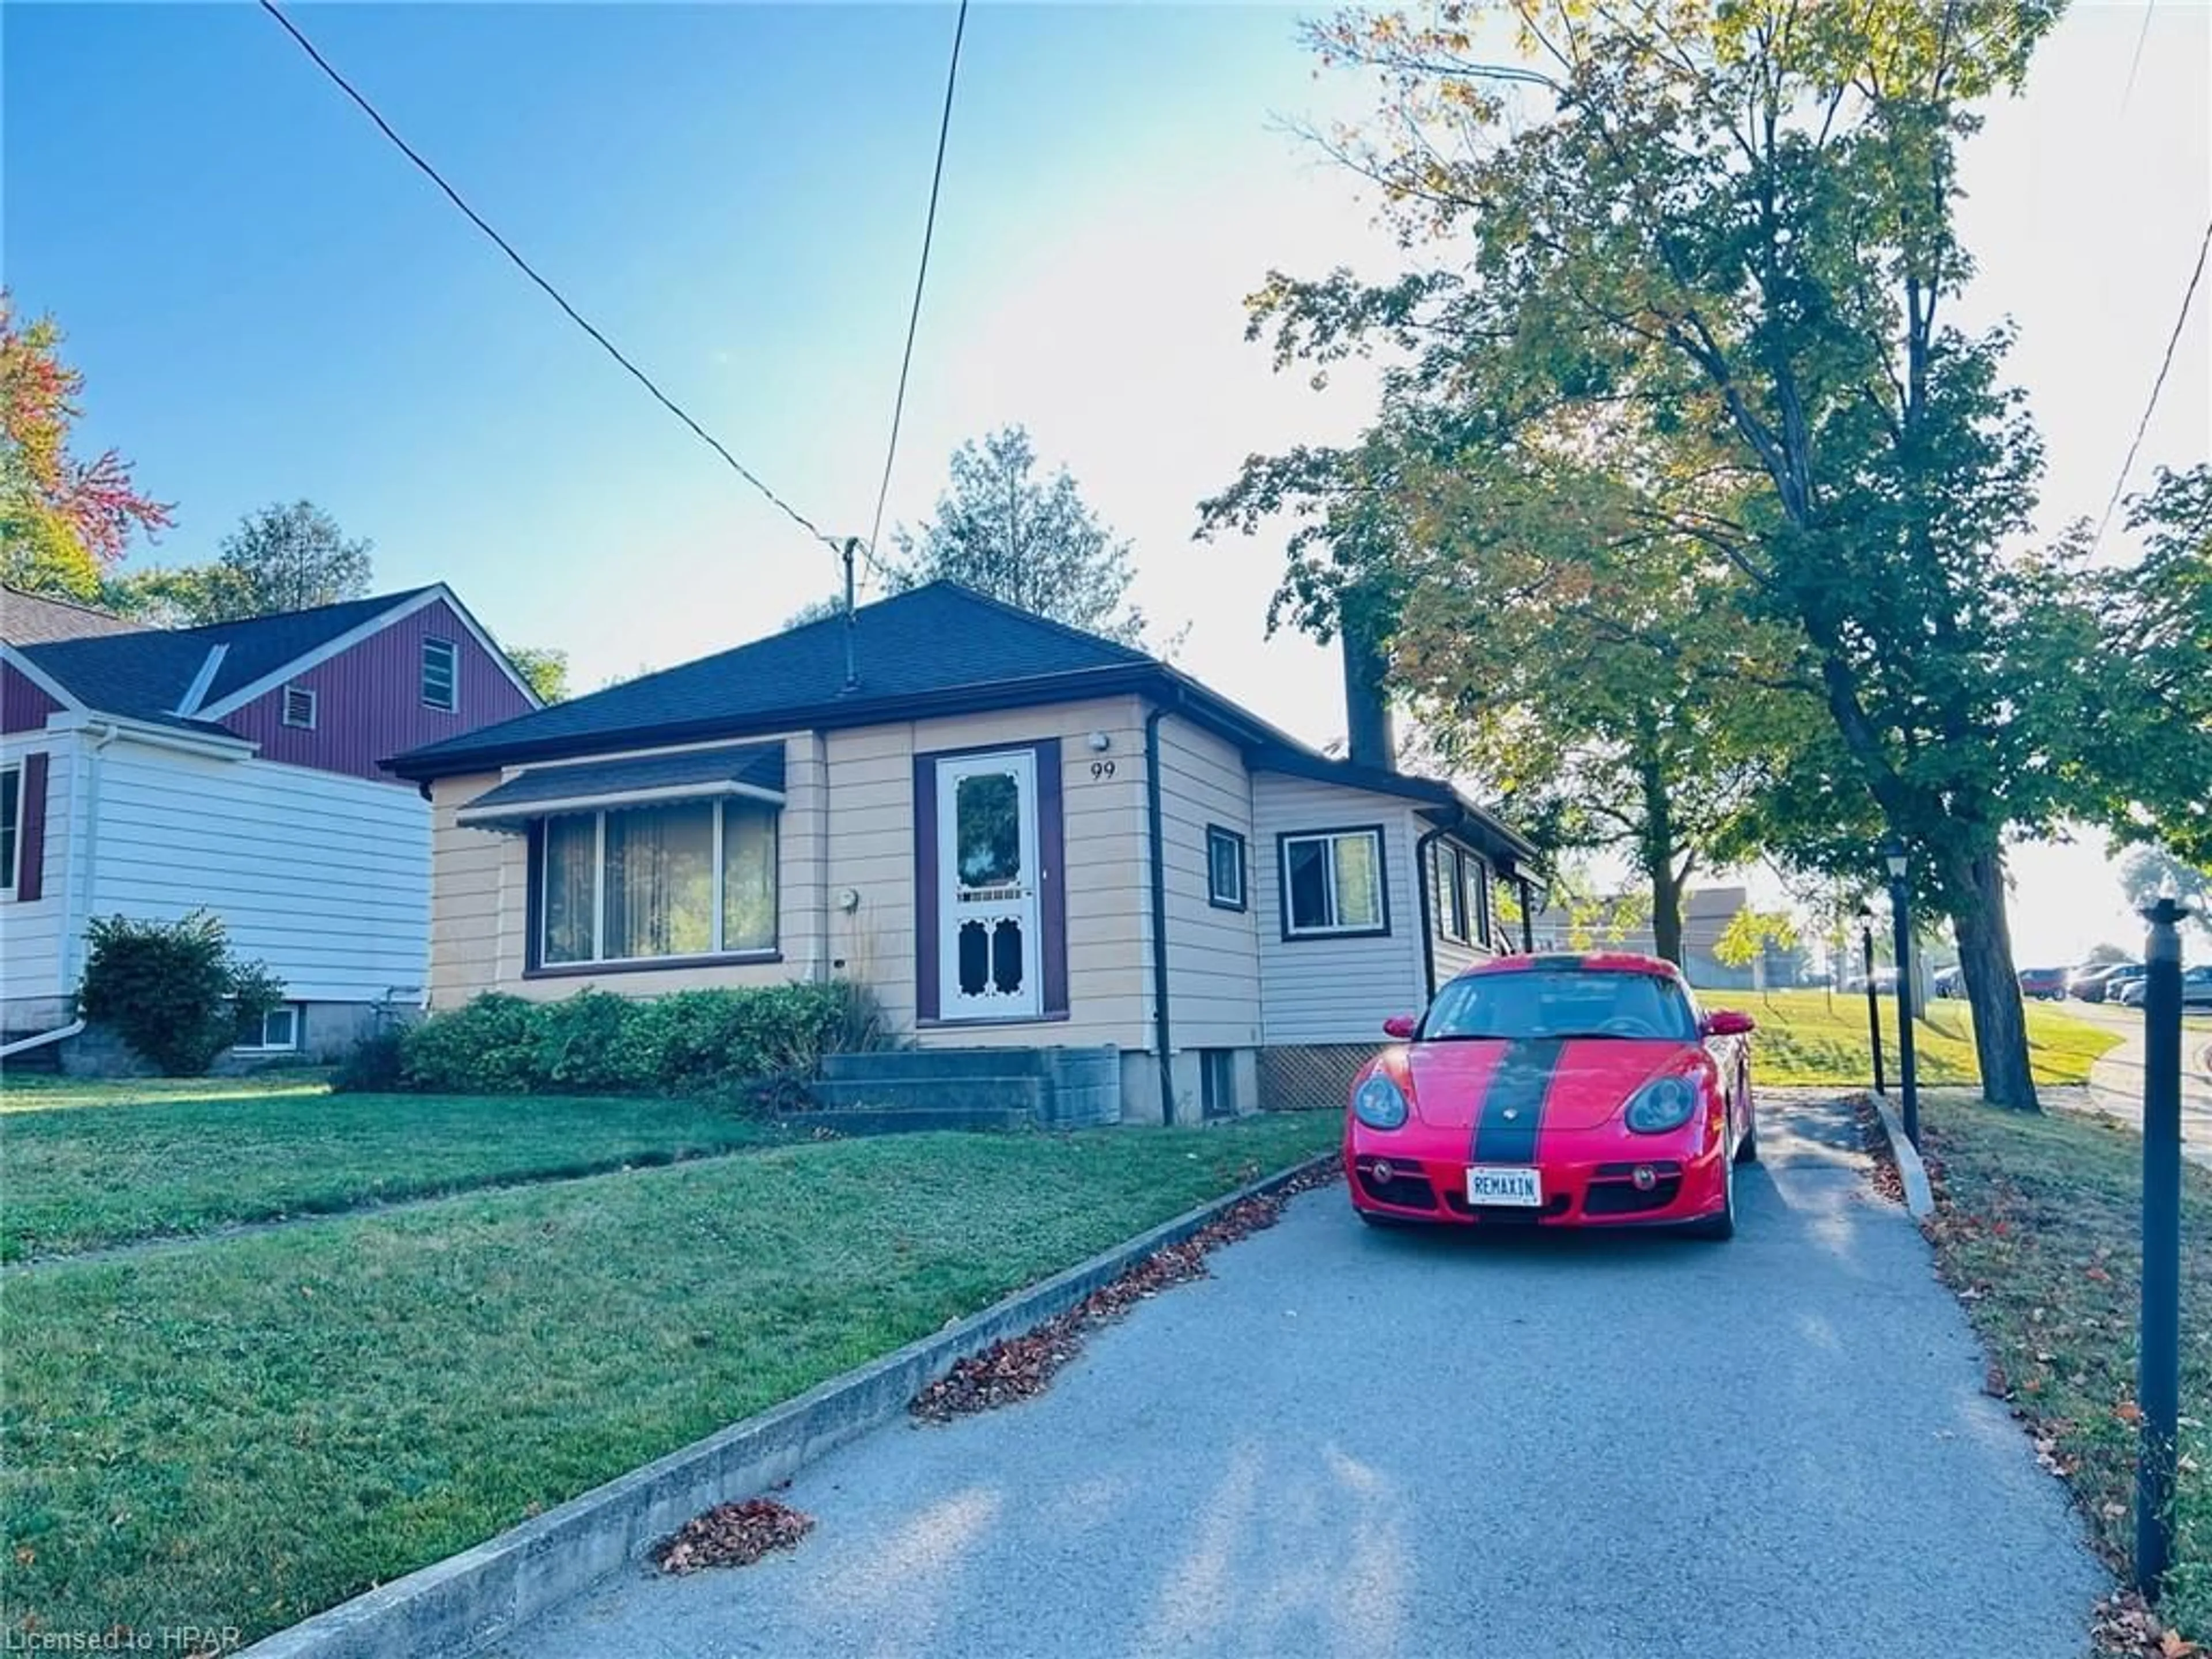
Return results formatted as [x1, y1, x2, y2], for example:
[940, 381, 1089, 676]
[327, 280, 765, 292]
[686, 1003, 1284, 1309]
[456, 743, 785, 822]
[395, 582, 1151, 775]
[0, 587, 141, 645]
[13, 588, 433, 725]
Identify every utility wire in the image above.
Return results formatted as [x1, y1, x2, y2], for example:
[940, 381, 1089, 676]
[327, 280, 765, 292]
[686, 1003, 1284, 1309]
[259, 0, 839, 554]
[858, 0, 971, 597]
[2119, 0, 2155, 118]
[2092, 215, 2211, 554]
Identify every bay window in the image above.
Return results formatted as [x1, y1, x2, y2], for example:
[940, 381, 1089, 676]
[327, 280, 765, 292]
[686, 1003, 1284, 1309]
[538, 798, 778, 967]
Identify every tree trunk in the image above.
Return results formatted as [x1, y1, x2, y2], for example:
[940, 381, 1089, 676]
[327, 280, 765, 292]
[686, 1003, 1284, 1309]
[1637, 750, 1686, 968]
[1944, 845, 2039, 1111]
[1649, 863, 1685, 968]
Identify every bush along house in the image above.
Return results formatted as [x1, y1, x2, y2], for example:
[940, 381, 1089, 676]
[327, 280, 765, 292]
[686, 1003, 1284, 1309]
[0, 584, 540, 1066]
[388, 582, 1539, 1123]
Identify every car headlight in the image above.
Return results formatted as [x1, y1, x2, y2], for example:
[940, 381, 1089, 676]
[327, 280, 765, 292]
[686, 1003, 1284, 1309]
[1352, 1074, 1410, 1131]
[1623, 1077, 1697, 1134]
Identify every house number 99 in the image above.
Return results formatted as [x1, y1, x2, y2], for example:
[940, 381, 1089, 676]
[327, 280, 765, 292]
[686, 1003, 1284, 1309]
[1090, 760, 1116, 780]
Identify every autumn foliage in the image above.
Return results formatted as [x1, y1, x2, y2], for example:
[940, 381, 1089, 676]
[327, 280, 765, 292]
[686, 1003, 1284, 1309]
[0, 290, 172, 599]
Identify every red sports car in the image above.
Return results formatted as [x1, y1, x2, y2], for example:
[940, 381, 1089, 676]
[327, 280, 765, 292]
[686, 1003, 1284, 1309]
[1344, 953, 1758, 1240]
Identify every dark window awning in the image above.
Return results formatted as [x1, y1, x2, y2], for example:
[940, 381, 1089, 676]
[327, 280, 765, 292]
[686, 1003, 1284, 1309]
[455, 741, 786, 830]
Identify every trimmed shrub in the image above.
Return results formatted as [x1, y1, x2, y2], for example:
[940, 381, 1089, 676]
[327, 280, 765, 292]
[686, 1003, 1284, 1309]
[332, 1028, 407, 1093]
[531, 990, 652, 1093]
[75, 911, 285, 1076]
[387, 980, 896, 1100]
[398, 993, 539, 1093]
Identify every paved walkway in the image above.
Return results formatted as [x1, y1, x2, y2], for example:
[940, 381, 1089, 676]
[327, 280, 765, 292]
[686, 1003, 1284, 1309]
[2069, 1002, 2212, 1171]
[494, 1097, 2103, 1659]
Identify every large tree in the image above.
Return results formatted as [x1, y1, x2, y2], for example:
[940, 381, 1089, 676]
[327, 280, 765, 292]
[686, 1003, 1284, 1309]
[1202, 400, 1818, 965]
[892, 426, 1147, 645]
[0, 293, 172, 599]
[1221, 0, 2119, 1108]
[112, 499, 373, 624]
[2084, 464, 2212, 868]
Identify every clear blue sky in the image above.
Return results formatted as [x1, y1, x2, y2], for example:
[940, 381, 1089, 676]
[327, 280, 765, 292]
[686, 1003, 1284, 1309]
[6, 2, 2207, 963]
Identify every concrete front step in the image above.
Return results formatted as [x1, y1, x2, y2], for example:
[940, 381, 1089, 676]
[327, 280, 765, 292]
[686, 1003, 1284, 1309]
[808, 1077, 1045, 1117]
[798, 1104, 1035, 1137]
[809, 1046, 1122, 1128]
[823, 1048, 1076, 1082]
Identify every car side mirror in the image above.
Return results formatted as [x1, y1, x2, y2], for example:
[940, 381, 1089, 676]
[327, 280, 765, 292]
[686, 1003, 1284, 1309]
[1382, 1013, 1418, 1040]
[1702, 1010, 1756, 1037]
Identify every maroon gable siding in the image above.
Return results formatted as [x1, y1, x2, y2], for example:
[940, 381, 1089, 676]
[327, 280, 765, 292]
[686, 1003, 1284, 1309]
[2, 663, 62, 734]
[223, 597, 537, 783]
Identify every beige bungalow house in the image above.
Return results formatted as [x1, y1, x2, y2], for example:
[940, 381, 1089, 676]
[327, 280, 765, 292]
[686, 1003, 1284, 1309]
[390, 584, 1539, 1123]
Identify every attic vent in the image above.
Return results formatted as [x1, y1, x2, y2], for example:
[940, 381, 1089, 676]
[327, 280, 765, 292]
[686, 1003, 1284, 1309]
[282, 685, 319, 730]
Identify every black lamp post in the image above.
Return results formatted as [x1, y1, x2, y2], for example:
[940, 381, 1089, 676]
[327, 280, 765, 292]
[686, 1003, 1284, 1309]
[1884, 838, 1921, 1149]
[1858, 903, 1885, 1097]
[2134, 889, 2191, 1600]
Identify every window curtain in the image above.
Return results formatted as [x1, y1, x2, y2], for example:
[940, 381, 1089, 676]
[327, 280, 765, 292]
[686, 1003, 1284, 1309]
[543, 816, 599, 964]
[721, 804, 778, 950]
[604, 802, 715, 960]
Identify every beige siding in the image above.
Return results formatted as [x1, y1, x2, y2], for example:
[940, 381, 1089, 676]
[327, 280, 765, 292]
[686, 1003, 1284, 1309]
[1154, 714, 1262, 1050]
[1252, 773, 1426, 1045]
[425, 704, 1153, 1051]
[426, 732, 821, 1007]
[834, 696, 1153, 1051]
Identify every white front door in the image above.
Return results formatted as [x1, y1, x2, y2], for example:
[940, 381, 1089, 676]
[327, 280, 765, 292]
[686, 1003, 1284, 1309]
[937, 749, 1042, 1020]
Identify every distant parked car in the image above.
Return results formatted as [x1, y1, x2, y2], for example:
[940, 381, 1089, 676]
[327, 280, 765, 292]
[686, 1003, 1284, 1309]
[2018, 967, 2069, 1000]
[2067, 962, 2139, 1002]
[2113, 967, 2211, 1010]
[2096, 965, 2148, 1003]
[1933, 964, 1965, 998]
[1842, 968, 1899, 994]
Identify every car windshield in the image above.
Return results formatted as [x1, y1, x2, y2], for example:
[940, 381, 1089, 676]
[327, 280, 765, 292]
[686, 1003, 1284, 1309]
[1422, 968, 1699, 1042]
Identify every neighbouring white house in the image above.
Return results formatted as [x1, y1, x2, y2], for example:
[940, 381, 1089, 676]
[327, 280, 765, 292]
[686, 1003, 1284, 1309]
[0, 584, 540, 1063]
[390, 582, 1541, 1120]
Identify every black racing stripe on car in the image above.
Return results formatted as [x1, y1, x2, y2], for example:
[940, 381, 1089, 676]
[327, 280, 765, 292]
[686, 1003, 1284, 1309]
[1469, 1038, 1564, 1164]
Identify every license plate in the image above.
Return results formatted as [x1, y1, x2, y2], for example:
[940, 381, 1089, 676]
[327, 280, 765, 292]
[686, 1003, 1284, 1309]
[1466, 1166, 1543, 1207]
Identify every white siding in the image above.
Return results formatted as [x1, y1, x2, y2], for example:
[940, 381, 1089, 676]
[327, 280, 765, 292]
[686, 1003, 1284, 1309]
[87, 741, 429, 1004]
[1154, 715, 1262, 1049]
[1425, 836, 1499, 990]
[1252, 773, 1426, 1044]
[0, 729, 82, 1010]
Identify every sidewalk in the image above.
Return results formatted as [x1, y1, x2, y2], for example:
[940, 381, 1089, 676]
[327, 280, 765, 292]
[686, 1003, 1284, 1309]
[2077, 1018, 2212, 1171]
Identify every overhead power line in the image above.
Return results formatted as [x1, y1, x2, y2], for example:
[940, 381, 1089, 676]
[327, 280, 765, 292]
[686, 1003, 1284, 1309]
[2093, 214, 2211, 554]
[2119, 1, 2155, 118]
[858, 0, 971, 598]
[258, 0, 838, 553]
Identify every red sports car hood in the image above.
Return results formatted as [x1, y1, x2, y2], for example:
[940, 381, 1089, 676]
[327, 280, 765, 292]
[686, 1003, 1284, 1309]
[1402, 1038, 1707, 1133]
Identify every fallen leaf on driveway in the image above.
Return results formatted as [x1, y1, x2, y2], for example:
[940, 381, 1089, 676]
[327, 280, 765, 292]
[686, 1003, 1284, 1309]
[652, 1498, 814, 1575]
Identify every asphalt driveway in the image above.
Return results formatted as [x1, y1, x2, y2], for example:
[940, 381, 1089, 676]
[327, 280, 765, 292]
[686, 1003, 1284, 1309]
[495, 1096, 2103, 1659]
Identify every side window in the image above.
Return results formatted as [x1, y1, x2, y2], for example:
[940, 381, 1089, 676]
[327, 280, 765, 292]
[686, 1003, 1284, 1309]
[422, 638, 459, 711]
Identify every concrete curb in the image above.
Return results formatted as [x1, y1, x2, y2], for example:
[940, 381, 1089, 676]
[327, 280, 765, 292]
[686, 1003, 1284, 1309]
[240, 1149, 1340, 1659]
[1866, 1090, 1936, 1222]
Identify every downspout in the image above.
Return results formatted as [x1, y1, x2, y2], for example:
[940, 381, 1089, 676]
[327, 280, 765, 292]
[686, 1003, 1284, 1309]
[63, 721, 119, 996]
[1415, 819, 1452, 1003]
[1143, 704, 1176, 1126]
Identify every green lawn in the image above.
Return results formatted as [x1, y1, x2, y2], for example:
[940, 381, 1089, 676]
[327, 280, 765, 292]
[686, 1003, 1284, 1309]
[1, 1112, 1337, 1645]
[0, 1071, 335, 1112]
[0, 1090, 796, 1262]
[1917, 1093, 2212, 1639]
[1734, 988, 2124, 1089]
